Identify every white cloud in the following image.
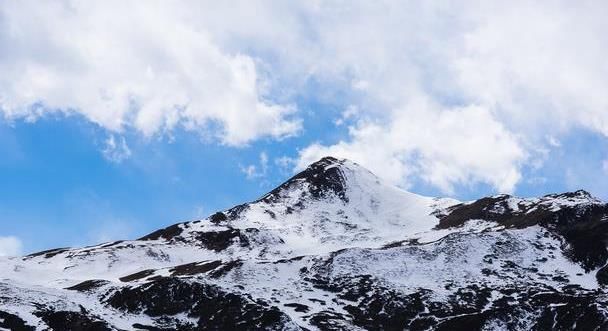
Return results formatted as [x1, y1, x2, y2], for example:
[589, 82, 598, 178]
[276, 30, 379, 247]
[455, 3, 608, 135]
[0, 1, 300, 146]
[102, 135, 131, 163]
[241, 152, 269, 180]
[1, 2, 607, 193]
[603, 160, 608, 175]
[286, 2, 608, 193]
[298, 102, 525, 193]
[274, 155, 296, 175]
[0, 236, 22, 257]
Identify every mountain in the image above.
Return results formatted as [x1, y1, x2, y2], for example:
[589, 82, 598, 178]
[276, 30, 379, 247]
[1, 157, 608, 330]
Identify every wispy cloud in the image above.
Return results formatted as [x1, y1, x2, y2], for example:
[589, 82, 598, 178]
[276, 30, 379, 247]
[102, 135, 131, 163]
[241, 152, 269, 180]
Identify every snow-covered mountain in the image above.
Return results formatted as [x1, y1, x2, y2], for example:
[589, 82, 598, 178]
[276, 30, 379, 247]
[2, 157, 608, 330]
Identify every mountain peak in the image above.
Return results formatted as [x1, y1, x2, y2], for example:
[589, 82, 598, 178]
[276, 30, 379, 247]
[544, 189, 602, 204]
[261, 156, 354, 203]
[5, 157, 608, 330]
[310, 155, 343, 166]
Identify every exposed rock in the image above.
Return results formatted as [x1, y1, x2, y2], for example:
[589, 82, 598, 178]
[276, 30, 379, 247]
[65, 279, 111, 292]
[139, 223, 184, 241]
[106, 278, 292, 330]
[3, 158, 608, 330]
[261, 156, 349, 203]
[120, 269, 157, 282]
[170, 260, 222, 276]
[34, 307, 113, 331]
[0, 310, 35, 331]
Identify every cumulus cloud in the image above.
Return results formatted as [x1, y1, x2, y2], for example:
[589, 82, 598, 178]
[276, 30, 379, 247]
[1, 1, 607, 193]
[0, 1, 300, 146]
[298, 101, 525, 193]
[288, 1, 608, 193]
[0, 236, 22, 257]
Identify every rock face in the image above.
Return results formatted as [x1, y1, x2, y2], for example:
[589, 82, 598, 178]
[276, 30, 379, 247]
[1, 157, 608, 330]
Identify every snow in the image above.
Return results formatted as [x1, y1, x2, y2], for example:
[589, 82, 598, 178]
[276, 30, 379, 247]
[0, 157, 606, 330]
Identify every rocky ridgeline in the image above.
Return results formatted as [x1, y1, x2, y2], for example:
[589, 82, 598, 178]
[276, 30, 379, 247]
[1, 157, 608, 330]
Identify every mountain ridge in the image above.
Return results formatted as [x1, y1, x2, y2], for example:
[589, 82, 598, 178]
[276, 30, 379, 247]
[1, 157, 608, 330]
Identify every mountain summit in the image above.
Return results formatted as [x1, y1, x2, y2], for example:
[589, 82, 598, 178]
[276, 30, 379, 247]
[1, 157, 608, 330]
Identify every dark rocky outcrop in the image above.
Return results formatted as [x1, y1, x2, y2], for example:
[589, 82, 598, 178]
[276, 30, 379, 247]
[209, 212, 228, 224]
[7, 158, 608, 330]
[169, 260, 222, 276]
[65, 279, 111, 292]
[194, 228, 242, 251]
[306, 271, 608, 331]
[261, 156, 349, 203]
[25, 247, 70, 259]
[34, 307, 113, 331]
[106, 278, 293, 330]
[119, 269, 157, 282]
[139, 223, 184, 241]
[0, 310, 35, 331]
[437, 191, 608, 271]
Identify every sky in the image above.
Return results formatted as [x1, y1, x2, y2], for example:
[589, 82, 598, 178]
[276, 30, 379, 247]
[1, 1, 607, 255]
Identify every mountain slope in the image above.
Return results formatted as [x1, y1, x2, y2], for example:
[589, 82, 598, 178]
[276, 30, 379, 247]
[1, 157, 608, 330]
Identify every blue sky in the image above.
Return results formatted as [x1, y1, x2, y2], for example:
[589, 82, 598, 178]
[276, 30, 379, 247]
[0, 98, 353, 253]
[1, 108, 607, 254]
[1, 1, 607, 255]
